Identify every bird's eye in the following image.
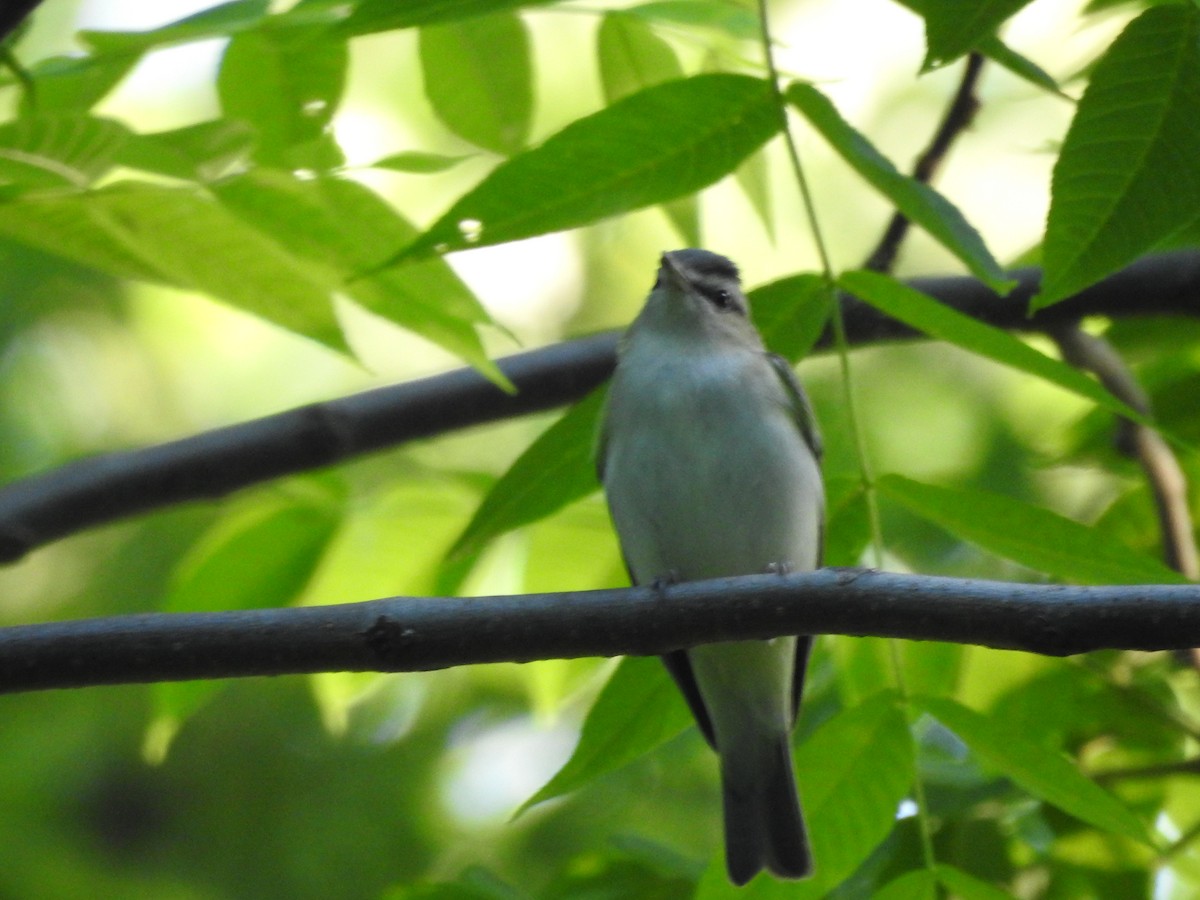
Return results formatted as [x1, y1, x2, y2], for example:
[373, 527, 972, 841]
[712, 289, 733, 309]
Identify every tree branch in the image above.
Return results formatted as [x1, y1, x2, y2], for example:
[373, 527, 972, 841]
[1050, 325, 1198, 580]
[3, 250, 1200, 563]
[864, 52, 986, 274]
[0, 0, 40, 45]
[4, 569, 1200, 694]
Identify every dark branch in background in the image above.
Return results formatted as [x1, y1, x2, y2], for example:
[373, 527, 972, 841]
[1051, 325, 1199, 580]
[2, 251, 1200, 563]
[0, 0, 40, 45]
[1051, 324, 1200, 673]
[864, 52, 986, 273]
[5, 569, 1200, 694]
[0, 333, 618, 563]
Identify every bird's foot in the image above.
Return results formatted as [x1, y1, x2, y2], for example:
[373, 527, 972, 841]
[766, 561, 794, 576]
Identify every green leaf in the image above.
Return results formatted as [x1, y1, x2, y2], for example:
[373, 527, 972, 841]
[748, 272, 833, 363]
[516, 656, 693, 815]
[900, 0, 1035, 70]
[385, 74, 780, 265]
[837, 270, 1145, 423]
[1037, 4, 1200, 310]
[786, 83, 1011, 292]
[661, 195, 701, 246]
[218, 24, 347, 170]
[979, 34, 1061, 95]
[19, 53, 139, 114]
[114, 119, 256, 180]
[368, 151, 475, 173]
[597, 12, 684, 104]
[823, 476, 871, 569]
[153, 491, 341, 747]
[596, 13, 694, 241]
[420, 13, 532, 156]
[0, 115, 130, 190]
[338, 0, 562, 36]
[873, 870, 938, 900]
[81, 0, 273, 53]
[878, 473, 1186, 585]
[211, 170, 503, 379]
[736, 150, 774, 239]
[447, 387, 606, 561]
[626, 1, 761, 41]
[0, 183, 348, 352]
[918, 695, 1150, 844]
[793, 693, 914, 895]
[935, 865, 1014, 900]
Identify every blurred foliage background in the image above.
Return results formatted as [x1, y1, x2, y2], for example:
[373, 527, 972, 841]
[2, 0, 1200, 897]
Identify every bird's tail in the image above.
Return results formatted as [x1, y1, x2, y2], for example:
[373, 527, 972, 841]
[720, 732, 811, 886]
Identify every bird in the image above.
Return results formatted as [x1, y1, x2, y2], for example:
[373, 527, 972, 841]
[596, 248, 824, 885]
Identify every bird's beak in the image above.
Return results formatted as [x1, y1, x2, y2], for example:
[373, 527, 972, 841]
[658, 253, 689, 292]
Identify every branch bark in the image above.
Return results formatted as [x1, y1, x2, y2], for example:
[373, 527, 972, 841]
[3, 250, 1200, 563]
[4, 569, 1200, 694]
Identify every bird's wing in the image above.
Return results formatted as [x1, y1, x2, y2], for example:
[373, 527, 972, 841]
[661, 649, 717, 749]
[768, 354, 825, 726]
[767, 353, 823, 462]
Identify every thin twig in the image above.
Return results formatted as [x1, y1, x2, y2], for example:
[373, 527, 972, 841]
[864, 53, 986, 274]
[4, 569, 1200, 694]
[1093, 758, 1200, 785]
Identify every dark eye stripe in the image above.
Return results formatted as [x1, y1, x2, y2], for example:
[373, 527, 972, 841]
[697, 283, 740, 312]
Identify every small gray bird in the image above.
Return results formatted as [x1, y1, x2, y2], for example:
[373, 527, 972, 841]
[596, 249, 824, 885]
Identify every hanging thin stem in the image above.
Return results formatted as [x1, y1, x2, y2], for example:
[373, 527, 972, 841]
[752, 0, 884, 568]
[754, 0, 935, 876]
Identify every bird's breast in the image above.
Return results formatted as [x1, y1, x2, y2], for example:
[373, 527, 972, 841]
[603, 346, 822, 584]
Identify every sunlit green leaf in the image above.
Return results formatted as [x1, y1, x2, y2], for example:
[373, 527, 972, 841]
[749, 272, 833, 363]
[81, 0, 273, 53]
[19, 53, 138, 113]
[218, 24, 347, 170]
[898, 0, 1035, 70]
[212, 170, 502, 378]
[420, 12, 532, 156]
[597, 11, 683, 103]
[369, 151, 475, 173]
[878, 473, 1187, 585]
[626, 1, 760, 40]
[787, 84, 1011, 291]
[0, 182, 349, 351]
[517, 656, 693, 815]
[448, 388, 605, 561]
[873, 870, 937, 900]
[736, 150, 774, 239]
[935, 865, 1013, 899]
[1037, 4, 1200, 309]
[823, 475, 871, 569]
[152, 490, 342, 751]
[339, 0, 562, 36]
[0, 115, 129, 190]
[596, 12, 694, 241]
[980, 35, 1061, 95]
[790, 692, 914, 896]
[919, 695, 1150, 843]
[114, 119, 256, 180]
[838, 270, 1144, 423]
[385, 74, 780, 265]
